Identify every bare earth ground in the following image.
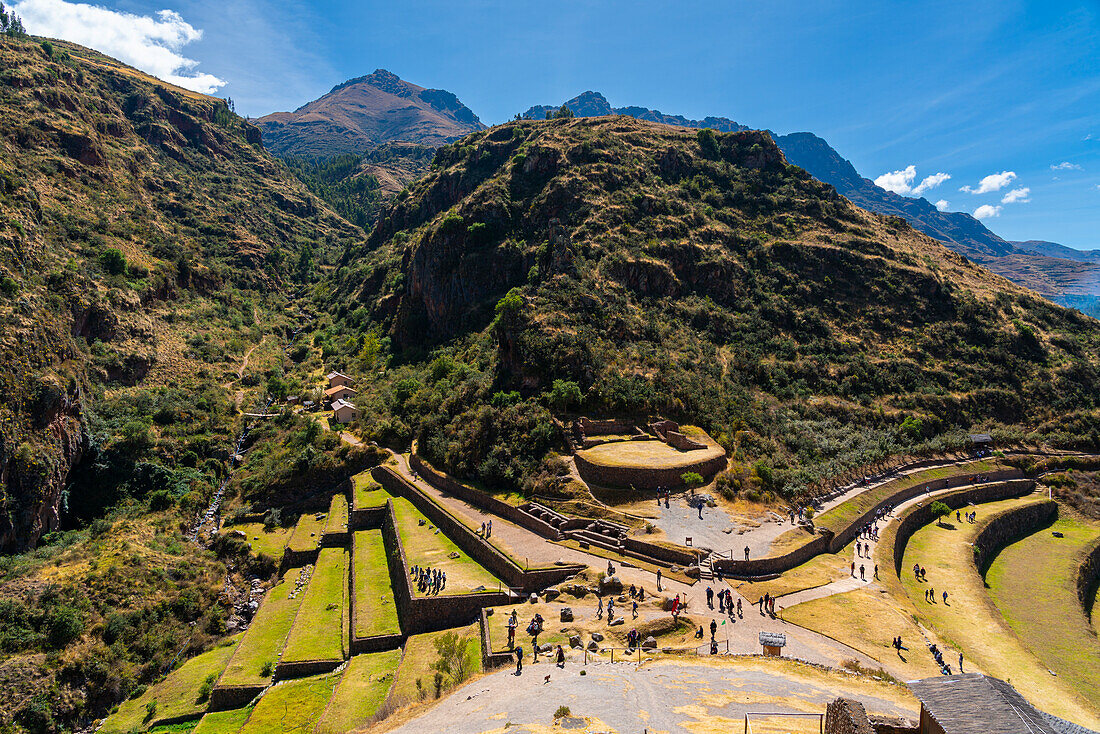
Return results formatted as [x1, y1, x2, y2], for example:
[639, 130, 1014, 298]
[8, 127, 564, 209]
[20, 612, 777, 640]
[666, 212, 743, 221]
[373, 657, 917, 734]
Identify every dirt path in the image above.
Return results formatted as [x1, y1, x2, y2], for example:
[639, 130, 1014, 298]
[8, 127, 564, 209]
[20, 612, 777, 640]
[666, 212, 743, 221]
[237, 341, 260, 379]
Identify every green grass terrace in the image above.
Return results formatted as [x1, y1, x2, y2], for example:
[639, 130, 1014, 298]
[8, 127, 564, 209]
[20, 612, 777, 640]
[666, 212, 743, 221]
[237, 672, 340, 734]
[324, 493, 349, 535]
[286, 511, 327, 553]
[221, 522, 291, 561]
[390, 495, 503, 596]
[217, 567, 309, 687]
[282, 547, 349, 664]
[353, 472, 388, 510]
[191, 707, 252, 734]
[353, 530, 400, 638]
[315, 650, 402, 734]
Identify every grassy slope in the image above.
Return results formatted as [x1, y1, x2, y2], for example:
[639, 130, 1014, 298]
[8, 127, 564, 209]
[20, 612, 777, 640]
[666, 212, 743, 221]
[986, 515, 1100, 710]
[237, 673, 340, 734]
[389, 624, 482, 707]
[390, 496, 502, 595]
[221, 523, 291, 560]
[100, 636, 241, 733]
[353, 530, 400, 638]
[314, 650, 402, 734]
[901, 497, 1100, 727]
[324, 493, 349, 535]
[282, 548, 348, 663]
[218, 569, 307, 687]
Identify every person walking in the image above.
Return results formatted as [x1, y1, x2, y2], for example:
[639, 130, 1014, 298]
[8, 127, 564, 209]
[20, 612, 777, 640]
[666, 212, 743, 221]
[706, 586, 714, 608]
[556, 645, 565, 668]
[597, 597, 604, 620]
[958, 651, 964, 672]
[851, 561, 856, 577]
[736, 597, 742, 618]
[744, 546, 750, 561]
[859, 564, 865, 581]
[656, 568, 662, 592]
[488, 519, 492, 537]
[942, 590, 949, 605]
[710, 619, 717, 640]
[514, 645, 523, 675]
[874, 563, 879, 580]
[632, 599, 639, 619]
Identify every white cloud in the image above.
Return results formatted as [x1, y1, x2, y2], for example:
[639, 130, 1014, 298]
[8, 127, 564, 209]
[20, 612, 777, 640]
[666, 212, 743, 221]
[935, 199, 950, 212]
[13, 0, 225, 94]
[874, 166, 951, 197]
[960, 170, 1017, 194]
[1001, 187, 1030, 204]
[1051, 161, 1081, 171]
[874, 165, 917, 195]
[973, 204, 1002, 219]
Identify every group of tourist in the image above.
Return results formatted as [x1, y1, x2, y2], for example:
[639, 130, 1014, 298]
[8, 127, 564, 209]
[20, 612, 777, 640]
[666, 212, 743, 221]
[757, 593, 777, 617]
[410, 564, 446, 594]
[655, 487, 671, 509]
[956, 509, 977, 523]
[850, 561, 878, 581]
[927, 641, 961, 675]
[479, 520, 493, 537]
[705, 585, 742, 618]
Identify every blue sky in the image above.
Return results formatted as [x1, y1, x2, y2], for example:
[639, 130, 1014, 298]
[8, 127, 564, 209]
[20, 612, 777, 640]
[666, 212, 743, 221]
[14, 0, 1100, 248]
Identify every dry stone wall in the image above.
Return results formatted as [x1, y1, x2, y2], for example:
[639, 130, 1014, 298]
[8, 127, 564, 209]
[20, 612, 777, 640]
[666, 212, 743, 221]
[973, 499, 1058, 576]
[1076, 537, 1100, 620]
[824, 698, 875, 734]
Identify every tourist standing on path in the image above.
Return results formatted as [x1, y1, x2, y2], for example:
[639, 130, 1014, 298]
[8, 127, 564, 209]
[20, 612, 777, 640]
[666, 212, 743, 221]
[851, 561, 856, 577]
[859, 564, 865, 581]
[507, 612, 517, 648]
[745, 546, 750, 561]
[514, 646, 523, 675]
[958, 651, 964, 672]
[736, 597, 742, 618]
[874, 564, 879, 579]
[706, 586, 714, 608]
[556, 645, 565, 668]
[656, 568, 662, 592]
[710, 619, 717, 640]
[632, 600, 638, 619]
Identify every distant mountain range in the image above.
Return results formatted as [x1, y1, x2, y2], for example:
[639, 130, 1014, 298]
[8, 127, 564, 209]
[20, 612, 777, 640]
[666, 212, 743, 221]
[254, 69, 484, 157]
[523, 91, 751, 133]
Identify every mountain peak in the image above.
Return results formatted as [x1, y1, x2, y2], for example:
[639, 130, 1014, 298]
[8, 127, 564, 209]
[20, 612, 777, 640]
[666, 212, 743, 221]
[329, 68, 408, 97]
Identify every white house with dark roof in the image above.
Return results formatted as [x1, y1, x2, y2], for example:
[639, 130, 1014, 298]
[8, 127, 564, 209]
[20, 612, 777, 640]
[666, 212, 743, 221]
[331, 399, 358, 424]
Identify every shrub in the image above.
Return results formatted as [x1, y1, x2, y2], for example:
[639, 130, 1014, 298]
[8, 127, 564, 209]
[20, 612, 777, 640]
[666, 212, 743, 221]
[554, 705, 571, 719]
[197, 673, 217, 703]
[930, 501, 951, 526]
[0, 275, 16, 296]
[681, 472, 704, 487]
[260, 661, 274, 677]
[99, 248, 127, 275]
[144, 700, 157, 722]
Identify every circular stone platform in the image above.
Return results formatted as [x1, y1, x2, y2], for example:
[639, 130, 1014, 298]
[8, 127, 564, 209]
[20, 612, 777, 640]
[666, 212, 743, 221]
[575, 435, 727, 490]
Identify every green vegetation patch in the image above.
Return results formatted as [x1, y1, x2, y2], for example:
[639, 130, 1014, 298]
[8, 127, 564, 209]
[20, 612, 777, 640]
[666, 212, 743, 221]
[282, 547, 348, 663]
[222, 522, 291, 561]
[218, 569, 309, 687]
[286, 511, 327, 553]
[815, 460, 1002, 534]
[191, 708, 253, 734]
[315, 650, 402, 734]
[100, 635, 241, 733]
[353, 472, 388, 510]
[323, 493, 349, 536]
[237, 672, 340, 734]
[986, 515, 1100, 711]
[353, 530, 400, 638]
[390, 496, 502, 595]
[390, 624, 482, 706]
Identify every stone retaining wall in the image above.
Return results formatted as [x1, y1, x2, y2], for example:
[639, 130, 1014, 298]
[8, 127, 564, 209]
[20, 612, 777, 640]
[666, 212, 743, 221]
[274, 658, 342, 681]
[573, 450, 727, 490]
[825, 698, 875, 734]
[208, 684, 264, 712]
[622, 535, 701, 566]
[347, 530, 404, 655]
[973, 499, 1058, 576]
[279, 547, 320, 573]
[713, 534, 832, 579]
[579, 417, 635, 436]
[410, 453, 562, 540]
[479, 608, 516, 670]
[890, 480, 1036, 576]
[828, 468, 1023, 553]
[350, 504, 386, 531]
[350, 633, 404, 655]
[1075, 537, 1100, 621]
[665, 431, 706, 451]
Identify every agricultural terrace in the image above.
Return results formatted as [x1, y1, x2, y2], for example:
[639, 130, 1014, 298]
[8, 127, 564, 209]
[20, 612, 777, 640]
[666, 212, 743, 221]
[286, 511, 327, 553]
[282, 548, 349, 663]
[813, 458, 1006, 534]
[986, 515, 1100, 711]
[900, 496, 1100, 728]
[324, 493, 348, 535]
[353, 471, 388, 510]
[736, 541, 855, 600]
[353, 530, 400, 638]
[217, 568, 308, 687]
[100, 636, 241, 733]
[578, 438, 723, 469]
[315, 650, 402, 734]
[223, 522, 290, 560]
[390, 495, 502, 595]
[389, 624, 482, 707]
[191, 707, 252, 734]
[237, 672, 340, 734]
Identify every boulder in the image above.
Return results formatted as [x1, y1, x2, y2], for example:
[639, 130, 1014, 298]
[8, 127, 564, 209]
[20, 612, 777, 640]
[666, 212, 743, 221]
[529, 593, 538, 604]
[609, 618, 624, 626]
[560, 607, 574, 622]
[544, 588, 560, 602]
[642, 636, 657, 650]
[229, 529, 247, 540]
[569, 635, 582, 648]
[598, 575, 624, 595]
[587, 640, 599, 652]
[591, 632, 604, 642]
[685, 566, 701, 579]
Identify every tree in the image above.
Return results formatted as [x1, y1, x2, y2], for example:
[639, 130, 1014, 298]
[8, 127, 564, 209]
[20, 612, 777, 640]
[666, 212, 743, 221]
[550, 105, 575, 120]
[696, 128, 719, 158]
[431, 631, 472, 686]
[930, 501, 951, 527]
[547, 379, 582, 412]
[681, 471, 704, 487]
[99, 248, 127, 276]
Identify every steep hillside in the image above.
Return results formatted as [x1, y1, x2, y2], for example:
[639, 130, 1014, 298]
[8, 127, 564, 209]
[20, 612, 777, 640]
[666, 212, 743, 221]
[325, 117, 1100, 499]
[255, 69, 485, 157]
[518, 95, 1100, 299]
[0, 34, 362, 552]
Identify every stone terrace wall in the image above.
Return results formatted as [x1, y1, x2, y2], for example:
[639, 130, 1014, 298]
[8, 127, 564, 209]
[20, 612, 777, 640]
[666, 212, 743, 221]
[373, 466, 582, 593]
[347, 531, 404, 655]
[279, 547, 319, 574]
[622, 535, 701, 566]
[828, 468, 1023, 553]
[274, 658, 341, 681]
[410, 453, 562, 540]
[665, 431, 706, 451]
[479, 608, 516, 670]
[890, 479, 1036, 576]
[208, 684, 264, 712]
[579, 417, 635, 436]
[973, 499, 1058, 576]
[574, 450, 727, 490]
[350, 504, 386, 531]
[1076, 537, 1100, 620]
[713, 533, 832, 579]
[825, 698, 875, 734]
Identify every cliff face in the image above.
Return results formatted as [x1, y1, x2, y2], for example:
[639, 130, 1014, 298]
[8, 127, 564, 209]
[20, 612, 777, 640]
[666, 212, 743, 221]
[255, 69, 485, 157]
[0, 36, 359, 550]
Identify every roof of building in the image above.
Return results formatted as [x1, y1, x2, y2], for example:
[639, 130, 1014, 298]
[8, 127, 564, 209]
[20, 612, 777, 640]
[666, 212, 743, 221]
[326, 371, 351, 381]
[324, 385, 358, 397]
[331, 399, 357, 412]
[908, 674, 1060, 734]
